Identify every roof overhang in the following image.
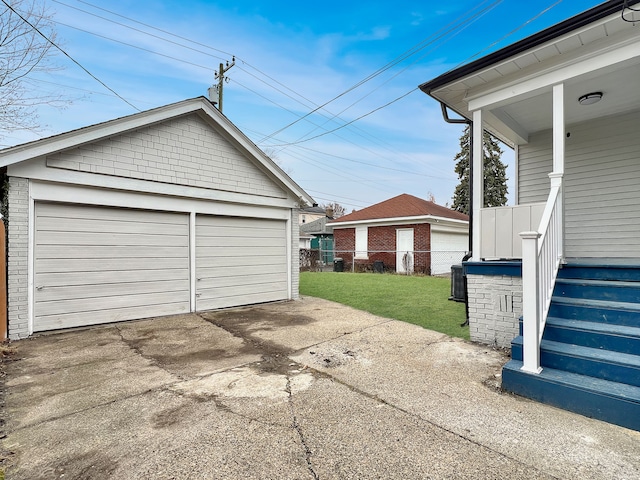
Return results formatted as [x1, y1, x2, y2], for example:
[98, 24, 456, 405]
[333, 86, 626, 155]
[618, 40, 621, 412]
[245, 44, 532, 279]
[419, 1, 640, 146]
[0, 97, 314, 206]
[327, 214, 468, 229]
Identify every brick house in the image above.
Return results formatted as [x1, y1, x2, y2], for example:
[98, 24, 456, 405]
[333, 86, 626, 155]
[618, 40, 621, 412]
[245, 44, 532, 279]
[0, 97, 313, 339]
[328, 194, 468, 274]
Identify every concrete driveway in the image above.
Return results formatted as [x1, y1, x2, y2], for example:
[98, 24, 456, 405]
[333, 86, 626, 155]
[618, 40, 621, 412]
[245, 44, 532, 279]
[2, 297, 639, 479]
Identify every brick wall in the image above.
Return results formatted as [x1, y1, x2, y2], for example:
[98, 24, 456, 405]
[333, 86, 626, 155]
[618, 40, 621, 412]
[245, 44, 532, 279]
[7, 177, 29, 339]
[46, 114, 286, 199]
[333, 228, 355, 265]
[466, 274, 522, 348]
[333, 223, 431, 273]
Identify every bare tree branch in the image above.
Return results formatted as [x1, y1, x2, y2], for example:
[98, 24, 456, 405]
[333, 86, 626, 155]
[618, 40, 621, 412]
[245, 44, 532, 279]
[0, 0, 68, 136]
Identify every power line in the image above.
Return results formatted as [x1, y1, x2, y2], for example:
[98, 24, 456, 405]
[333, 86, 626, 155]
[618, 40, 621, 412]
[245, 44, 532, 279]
[267, 89, 418, 147]
[1, 0, 140, 112]
[258, 0, 504, 143]
[46, 0, 438, 172]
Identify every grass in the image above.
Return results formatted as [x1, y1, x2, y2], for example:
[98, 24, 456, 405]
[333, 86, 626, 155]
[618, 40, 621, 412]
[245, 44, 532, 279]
[299, 272, 469, 340]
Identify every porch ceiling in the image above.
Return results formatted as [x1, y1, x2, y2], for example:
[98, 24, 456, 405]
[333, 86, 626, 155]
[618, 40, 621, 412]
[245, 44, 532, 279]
[494, 59, 640, 139]
[424, 3, 640, 146]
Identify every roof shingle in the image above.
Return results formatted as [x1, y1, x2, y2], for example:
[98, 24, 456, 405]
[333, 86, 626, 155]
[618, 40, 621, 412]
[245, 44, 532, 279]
[330, 194, 468, 223]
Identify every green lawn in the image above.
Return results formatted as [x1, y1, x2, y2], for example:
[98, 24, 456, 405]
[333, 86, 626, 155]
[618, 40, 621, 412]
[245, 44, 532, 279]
[299, 272, 469, 340]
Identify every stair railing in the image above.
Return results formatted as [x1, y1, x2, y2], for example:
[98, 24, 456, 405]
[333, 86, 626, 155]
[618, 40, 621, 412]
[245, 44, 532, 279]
[520, 173, 563, 374]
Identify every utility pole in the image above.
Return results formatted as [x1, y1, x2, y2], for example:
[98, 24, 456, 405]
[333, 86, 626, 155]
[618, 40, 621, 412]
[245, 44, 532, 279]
[213, 56, 235, 113]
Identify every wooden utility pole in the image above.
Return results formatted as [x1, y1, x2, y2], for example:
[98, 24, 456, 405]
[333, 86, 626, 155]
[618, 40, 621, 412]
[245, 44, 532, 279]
[214, 56, 235, 113]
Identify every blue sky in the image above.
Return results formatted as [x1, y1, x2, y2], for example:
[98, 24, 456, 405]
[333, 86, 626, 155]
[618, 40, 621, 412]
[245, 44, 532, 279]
[5, 0, 607, 211]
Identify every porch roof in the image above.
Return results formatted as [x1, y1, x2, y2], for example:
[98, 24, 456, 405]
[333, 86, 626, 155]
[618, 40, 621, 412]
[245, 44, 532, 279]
[419, 1, 640, 146]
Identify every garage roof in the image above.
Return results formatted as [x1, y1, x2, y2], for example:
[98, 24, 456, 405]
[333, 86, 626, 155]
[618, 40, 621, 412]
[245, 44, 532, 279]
[0, 97, 314, 206]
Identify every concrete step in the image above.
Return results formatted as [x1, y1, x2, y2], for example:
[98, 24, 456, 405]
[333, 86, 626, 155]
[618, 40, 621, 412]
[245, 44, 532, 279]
[502, 359, 640, 431]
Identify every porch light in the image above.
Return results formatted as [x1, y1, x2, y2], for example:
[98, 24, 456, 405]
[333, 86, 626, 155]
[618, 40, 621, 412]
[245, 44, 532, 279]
[578, 92, 602, 105]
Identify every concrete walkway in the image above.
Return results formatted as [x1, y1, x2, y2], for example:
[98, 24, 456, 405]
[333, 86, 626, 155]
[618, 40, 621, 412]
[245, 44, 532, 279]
[3, 297, 639, 479]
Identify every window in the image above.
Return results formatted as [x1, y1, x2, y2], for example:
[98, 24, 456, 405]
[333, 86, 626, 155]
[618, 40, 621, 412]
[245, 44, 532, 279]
[355, 226, 368, 259]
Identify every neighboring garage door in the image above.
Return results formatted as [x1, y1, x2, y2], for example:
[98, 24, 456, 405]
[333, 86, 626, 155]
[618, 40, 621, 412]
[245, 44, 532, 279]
[430, 230, 468, 275]
[34, 203, 191, 332]
[196, 215, 288, 310]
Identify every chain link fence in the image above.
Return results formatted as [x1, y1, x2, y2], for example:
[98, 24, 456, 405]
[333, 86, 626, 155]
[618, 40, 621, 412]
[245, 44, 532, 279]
[300, 249, 467, 276]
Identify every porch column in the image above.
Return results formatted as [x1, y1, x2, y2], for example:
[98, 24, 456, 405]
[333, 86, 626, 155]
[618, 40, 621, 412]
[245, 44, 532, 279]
[471, 109, 483, 261]
[552, 83, 565, 174]
[552, 83, 565, 260]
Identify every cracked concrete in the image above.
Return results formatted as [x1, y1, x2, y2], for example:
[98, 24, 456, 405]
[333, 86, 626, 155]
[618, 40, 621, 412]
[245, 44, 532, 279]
[3, 296, 640, 479]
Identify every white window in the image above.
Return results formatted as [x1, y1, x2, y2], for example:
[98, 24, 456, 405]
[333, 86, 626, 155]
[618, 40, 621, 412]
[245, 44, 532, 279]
[355, 226, 368, 259]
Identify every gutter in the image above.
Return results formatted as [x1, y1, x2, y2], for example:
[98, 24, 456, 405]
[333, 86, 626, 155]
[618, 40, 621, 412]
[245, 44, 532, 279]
[440, 104, 473, 327]
[419, 0, 640, 95]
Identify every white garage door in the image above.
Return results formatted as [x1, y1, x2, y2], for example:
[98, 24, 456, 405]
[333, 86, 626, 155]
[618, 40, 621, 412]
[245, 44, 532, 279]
[34, 203, 190, 331]
[431, 230, 468, 275]
[196, 215, 288, 310]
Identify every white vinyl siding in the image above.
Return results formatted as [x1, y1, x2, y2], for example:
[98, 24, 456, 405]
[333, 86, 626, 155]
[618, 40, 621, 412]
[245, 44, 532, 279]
[516, 110, 640, 258]
[518, 129, 553, 205]
[195, 215, 288, 310]
[34, 203, 190, 332]
[355, 226, 368, 259]
[564, 111, 640, 257]
[431, 230, 468, 275]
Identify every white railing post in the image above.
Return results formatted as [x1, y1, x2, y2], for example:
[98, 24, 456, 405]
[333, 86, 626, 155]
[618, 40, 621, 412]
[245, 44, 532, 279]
[520, 231, 542, 374]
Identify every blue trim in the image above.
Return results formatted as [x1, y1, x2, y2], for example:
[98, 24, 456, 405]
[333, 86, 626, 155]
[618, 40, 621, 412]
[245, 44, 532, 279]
[463, 260, 522, 277]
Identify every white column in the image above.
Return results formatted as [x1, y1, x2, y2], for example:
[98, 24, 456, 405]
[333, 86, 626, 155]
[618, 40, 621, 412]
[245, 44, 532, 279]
[471, 110, 483, 261]
[520, 230, 542, 374]
[552, 83, 565, 261]
[552, 83, 565, 175]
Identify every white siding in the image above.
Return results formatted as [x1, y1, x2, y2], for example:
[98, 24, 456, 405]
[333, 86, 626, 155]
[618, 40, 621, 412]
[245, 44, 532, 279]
[34, 203, 191, 331]
[46, 114, 286, 199]
[518, 129, 552, 205]
[195, 215, 288, 310]
[516, 110, 640, 258]
[564, 111, 640, 257]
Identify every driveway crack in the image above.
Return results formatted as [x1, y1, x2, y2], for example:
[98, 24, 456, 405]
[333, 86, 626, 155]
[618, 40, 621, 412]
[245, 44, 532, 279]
[113, 325, 186, 382]
[286, 374, 319, 480]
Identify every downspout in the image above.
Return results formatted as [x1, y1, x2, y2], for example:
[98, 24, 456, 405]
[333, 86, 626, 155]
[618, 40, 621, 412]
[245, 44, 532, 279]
[440, 103, 473, 326]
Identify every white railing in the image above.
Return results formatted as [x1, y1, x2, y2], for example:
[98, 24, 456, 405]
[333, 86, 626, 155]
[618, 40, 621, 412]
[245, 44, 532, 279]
[520, 173, 563, 374]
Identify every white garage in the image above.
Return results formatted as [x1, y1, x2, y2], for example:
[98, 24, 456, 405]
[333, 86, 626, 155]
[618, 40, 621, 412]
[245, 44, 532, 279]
[2, 97, 313, 339]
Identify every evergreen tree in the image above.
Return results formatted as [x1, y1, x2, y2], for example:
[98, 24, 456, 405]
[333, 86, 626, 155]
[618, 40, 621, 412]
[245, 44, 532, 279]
[452, 125, 508, 214]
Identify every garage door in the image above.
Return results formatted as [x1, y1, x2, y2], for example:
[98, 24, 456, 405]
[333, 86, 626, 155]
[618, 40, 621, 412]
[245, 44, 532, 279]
[431, 230, 468, 275]
[196, 215, 288, 310]
[34, 203, 190, 331]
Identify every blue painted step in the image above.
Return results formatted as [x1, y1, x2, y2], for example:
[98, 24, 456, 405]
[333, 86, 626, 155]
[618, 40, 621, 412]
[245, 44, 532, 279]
[502, 359, 640, 431]
[544, 317, 640, 355]
[558, 263, 640, 282]
[554, 278, 640, 303]
[548, 297, 640, 327]
[511, 337, 640, 387]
